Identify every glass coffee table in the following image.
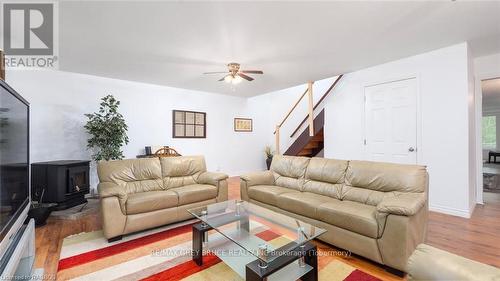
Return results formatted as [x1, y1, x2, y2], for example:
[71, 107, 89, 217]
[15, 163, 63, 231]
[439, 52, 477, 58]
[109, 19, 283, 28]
[188, 200, 326, 281]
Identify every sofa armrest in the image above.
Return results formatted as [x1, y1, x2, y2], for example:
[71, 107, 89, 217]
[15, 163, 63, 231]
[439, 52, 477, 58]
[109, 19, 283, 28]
[377, 192, 426, 216]
[100, 196, 127, 239]
[98, 182, 127, 199]
[408, 244, 500, 281]
[197, 171, 229, 186]
[240, 171, 274, 202]
[240, 171, 275, 187]
[197, 172, 228, 202]
[98, 182, 128, 213]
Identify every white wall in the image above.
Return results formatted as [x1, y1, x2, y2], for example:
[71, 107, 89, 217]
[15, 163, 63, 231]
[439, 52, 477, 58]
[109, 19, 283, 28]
[6, 70, 265, 190]
[323, 43, 474, 218]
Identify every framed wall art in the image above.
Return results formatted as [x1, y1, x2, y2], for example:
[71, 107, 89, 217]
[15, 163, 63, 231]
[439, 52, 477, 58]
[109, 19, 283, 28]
[234, 118, 253, 132]
[173, 110, 206, 138]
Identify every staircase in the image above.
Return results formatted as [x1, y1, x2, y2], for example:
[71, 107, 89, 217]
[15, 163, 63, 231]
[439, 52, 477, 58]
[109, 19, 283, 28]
[274, 75, 342, 157]
[298, 130, 324, 156]
[284, 110, 324, 157]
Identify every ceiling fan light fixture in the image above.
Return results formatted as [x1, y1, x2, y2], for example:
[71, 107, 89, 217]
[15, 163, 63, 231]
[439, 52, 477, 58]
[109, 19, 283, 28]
[205, 62, 263, 84]
[232, 75, 243, 84]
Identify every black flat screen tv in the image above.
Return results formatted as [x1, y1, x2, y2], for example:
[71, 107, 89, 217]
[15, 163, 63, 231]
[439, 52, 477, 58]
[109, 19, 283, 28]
[0, 80, 29, 244]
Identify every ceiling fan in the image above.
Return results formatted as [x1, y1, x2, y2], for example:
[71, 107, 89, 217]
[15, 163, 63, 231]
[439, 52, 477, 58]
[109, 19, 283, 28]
[203, 62, 263, 84]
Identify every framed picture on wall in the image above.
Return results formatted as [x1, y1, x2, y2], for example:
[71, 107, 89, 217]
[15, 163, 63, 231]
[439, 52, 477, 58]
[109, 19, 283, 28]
[173, 110, 206, 138]
[234, 118, 253, 132]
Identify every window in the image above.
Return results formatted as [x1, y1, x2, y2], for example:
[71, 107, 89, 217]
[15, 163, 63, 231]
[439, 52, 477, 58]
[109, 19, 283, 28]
[482, 116, 496, 148]
[172, 110, 206, 138]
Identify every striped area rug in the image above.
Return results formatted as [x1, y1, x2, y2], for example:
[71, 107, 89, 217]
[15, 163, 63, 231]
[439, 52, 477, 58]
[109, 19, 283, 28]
[57, 220, 381, 281]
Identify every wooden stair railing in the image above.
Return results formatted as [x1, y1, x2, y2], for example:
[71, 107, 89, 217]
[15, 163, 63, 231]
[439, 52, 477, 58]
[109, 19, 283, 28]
[290, 74, 343, 138]
[274, 82, 314, 154]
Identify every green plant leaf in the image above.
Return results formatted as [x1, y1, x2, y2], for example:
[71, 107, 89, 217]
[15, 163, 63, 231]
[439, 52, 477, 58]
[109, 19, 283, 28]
[84, 94, 129, 161]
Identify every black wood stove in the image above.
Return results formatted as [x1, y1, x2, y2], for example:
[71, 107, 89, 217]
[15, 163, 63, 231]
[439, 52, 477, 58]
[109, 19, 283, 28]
[31, 160, 90, 210]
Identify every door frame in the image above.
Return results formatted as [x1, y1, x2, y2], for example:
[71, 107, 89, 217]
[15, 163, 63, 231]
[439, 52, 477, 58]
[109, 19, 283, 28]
[475, 71, 500, 204]
[363, 74, 422, 164]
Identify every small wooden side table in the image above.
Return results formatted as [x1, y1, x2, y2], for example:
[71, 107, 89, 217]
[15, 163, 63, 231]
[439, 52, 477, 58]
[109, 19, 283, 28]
[136, 146, 181, 158]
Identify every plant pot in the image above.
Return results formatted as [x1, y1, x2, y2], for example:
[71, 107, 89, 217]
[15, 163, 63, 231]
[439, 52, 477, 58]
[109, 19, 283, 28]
[266, 157, 273, 170]
[26, 203, 57, 227]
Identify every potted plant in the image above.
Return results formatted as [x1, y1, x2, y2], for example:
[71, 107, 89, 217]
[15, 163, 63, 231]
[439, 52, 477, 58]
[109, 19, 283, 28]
[26, 189, 57, 226]
[265, 146, 274, 170]
[84, 95, 129, 161]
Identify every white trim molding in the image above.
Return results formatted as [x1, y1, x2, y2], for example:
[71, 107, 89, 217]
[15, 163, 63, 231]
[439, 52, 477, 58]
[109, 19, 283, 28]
[429, 204, 472, 218]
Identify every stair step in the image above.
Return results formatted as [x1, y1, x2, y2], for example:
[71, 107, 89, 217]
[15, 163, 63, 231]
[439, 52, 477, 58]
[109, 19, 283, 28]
[283, 109, 326, 157]
[312, 133, 324, 142]
[298, 149, 313, 156]
[304, 142, 320, 149]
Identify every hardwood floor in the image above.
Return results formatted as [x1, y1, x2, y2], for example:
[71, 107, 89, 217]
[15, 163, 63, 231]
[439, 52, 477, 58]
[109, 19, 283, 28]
[427, 192, 500, 267]
[35, 177, 500, 280]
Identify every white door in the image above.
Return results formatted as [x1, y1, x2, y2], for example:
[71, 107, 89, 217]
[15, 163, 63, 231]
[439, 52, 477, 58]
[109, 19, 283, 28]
[364, 78, 417, 164]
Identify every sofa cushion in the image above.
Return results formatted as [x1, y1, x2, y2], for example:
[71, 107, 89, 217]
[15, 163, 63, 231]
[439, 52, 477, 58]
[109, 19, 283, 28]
[318, 200, 386, 238]
[270, 155, 310, 191]
[341, 186, 396, 206]
[126, 190, 178, 215]
[277, 192, 333, 220]
[346, 160, 427, 193]
[305, 157, 348, 184]
[170, 184, 217, 205]
[97, 158, 163, 194]
[303, 181, 343, 200]
[303, 158, 348, 199]
[247, 185, 298, 206]
[161, 156, 207, 189]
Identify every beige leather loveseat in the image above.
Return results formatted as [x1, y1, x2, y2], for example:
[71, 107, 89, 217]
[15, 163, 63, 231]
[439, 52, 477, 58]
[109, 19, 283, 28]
[98, 156, 228, 242]
[241, 155, 428, 272]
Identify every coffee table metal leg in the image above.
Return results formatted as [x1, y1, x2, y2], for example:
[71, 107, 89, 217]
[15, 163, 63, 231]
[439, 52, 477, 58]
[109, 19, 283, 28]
[240, 215, 250, 232]
[192, 224, 203, 266]
[302, 245, 318, 281]
[245, 243, 318, 281]
[245, 267, 264, 281]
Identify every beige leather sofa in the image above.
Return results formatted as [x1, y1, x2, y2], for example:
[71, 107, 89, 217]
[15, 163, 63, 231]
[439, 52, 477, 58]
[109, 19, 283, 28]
[241, 155, 428, 273]
[408, 244, 500, 281]
[98, 156, 228, 242]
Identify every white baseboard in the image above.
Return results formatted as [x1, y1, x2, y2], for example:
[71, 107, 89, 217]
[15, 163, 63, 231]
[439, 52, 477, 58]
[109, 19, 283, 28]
[429, 204, 471, 218]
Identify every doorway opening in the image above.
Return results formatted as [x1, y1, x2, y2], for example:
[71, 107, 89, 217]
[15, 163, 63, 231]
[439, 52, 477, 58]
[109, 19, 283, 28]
[480, 77, 500, 204]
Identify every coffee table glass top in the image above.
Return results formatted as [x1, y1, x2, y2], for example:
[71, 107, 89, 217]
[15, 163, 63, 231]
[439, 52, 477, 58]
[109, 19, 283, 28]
[188, 200, 326, 263]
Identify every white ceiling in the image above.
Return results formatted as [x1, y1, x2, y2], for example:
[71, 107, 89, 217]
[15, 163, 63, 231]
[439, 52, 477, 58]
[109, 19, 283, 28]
[59, 1, 500, 97]
[482, 78, 500, 113]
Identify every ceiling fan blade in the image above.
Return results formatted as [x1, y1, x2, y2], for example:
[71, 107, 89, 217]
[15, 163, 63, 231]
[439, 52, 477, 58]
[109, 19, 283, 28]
[240, 70, 263, 74]
[238, 73, 254, 81]
[204, 71, 228, 74]
[218, 75, 229, 81]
